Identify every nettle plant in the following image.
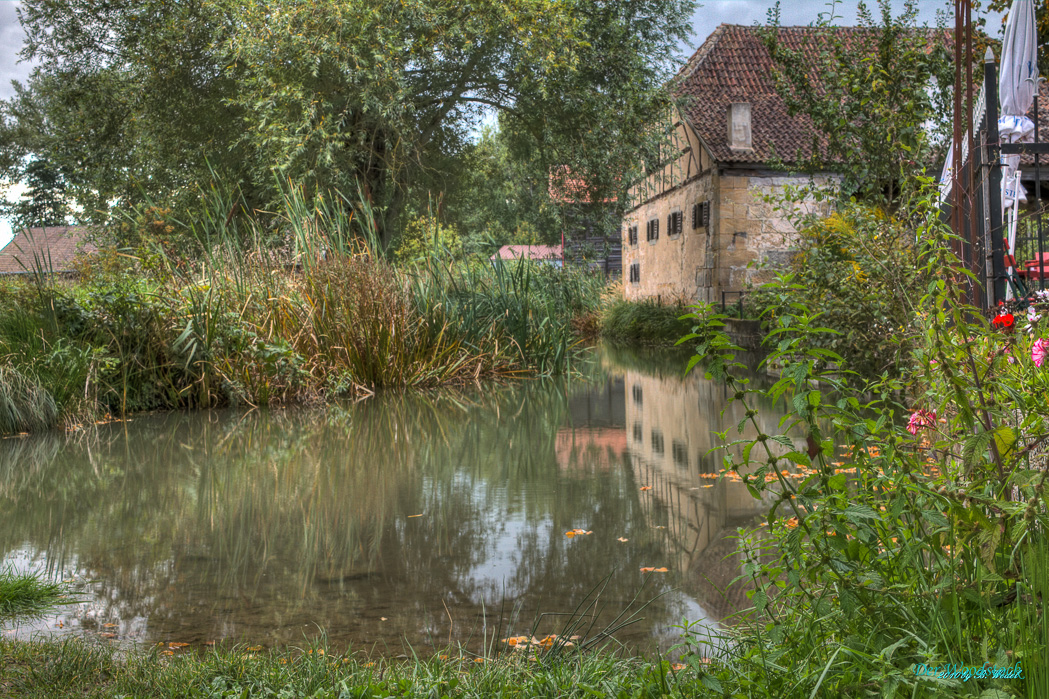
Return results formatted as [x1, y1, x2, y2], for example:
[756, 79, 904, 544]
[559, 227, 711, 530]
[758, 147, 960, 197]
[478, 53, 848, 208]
[677, 202, 1049, 697]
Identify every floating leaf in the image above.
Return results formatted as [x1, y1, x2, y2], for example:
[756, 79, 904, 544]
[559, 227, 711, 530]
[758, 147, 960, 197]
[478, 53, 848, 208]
[407, 514, 424, 518]
[640, 566, 669, 573]
[617, 537, 628, 542]
[380, 617, 387, 621]
[640, 486, 652, 491]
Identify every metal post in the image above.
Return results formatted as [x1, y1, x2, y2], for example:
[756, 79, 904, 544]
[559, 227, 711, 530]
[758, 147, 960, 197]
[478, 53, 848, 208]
[986, 50, 1007, 306]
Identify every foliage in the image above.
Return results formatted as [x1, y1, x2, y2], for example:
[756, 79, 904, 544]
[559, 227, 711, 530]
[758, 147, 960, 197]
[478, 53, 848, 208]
[600, 298, 694, 348]
[0, 157, 71, 232]
[0, 186, 608, 433]
[761, 0, 955, 203]
[393, 215, 464, 265]
[678, 183, 1049, 697]
[3, 0, 695, 239]
[445, 124, 565, 251]
[754, 192, 933, 380]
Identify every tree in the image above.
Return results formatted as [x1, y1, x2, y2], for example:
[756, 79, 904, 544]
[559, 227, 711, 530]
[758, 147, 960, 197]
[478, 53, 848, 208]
[1, 158, 71, 231]
[761, 0, 955, 203]
[3, 0, 696, 243]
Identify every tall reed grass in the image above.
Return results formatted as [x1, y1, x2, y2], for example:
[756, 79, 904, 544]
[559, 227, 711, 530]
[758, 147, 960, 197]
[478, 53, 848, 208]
[0, 180, 606, 433]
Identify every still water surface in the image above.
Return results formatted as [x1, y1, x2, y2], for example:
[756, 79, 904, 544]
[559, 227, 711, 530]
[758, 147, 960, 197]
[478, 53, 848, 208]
[1, 346, 794, 656]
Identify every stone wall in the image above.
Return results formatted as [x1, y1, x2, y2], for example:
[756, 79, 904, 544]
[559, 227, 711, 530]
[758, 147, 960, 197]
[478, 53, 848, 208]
[622, 173, 715, 303]
[623, 161, 834, 304]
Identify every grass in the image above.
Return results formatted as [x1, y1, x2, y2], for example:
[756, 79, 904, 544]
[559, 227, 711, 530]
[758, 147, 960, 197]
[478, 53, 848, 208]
[0, 569, 68, 621]
[0, 637, 704, 699]
[599, 298, 694, 347]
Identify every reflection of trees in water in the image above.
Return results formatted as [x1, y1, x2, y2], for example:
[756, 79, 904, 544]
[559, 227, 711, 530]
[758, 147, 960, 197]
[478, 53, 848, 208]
[0, 374, 688, 649]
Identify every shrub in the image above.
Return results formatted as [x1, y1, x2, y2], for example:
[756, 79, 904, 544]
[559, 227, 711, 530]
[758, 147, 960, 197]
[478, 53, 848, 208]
[678, 189, 1049, 698]
[755, 195, 933, 379]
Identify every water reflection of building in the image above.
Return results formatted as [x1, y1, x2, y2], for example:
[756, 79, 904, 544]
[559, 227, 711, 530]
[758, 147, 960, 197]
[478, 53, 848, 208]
[623, 367, 795, 619]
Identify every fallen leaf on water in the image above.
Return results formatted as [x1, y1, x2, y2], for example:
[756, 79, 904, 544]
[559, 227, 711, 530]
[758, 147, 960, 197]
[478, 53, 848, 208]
[102, 623, 117, 628]
[701, 485, 714, 489]
[639, 486, 652, 491]
[565, 528, 592, 538]
[653, 525, 666, 530]
[616, 537, 628, 542]
[407, 514, 424, 518]
[168, 642, 189, 649]
[380, 617, 387, 621]
[565, 531, 576, 538]
[640, 567, 669, 573]
[160, 650, 174, 656]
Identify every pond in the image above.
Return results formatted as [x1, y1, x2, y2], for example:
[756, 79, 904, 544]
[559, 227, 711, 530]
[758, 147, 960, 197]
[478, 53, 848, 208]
[0, 345, 798, 657]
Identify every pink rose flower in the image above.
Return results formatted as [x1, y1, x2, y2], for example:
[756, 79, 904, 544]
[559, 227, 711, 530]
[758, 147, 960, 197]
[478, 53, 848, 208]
[1034, 338, 1049, 368]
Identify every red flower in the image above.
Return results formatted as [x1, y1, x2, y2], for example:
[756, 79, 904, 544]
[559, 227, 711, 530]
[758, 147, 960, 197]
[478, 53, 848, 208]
[992, 313, 1015, 331]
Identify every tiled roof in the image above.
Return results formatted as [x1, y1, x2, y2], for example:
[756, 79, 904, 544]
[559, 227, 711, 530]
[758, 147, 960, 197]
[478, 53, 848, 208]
[674, 24, 949, 166]
[490, 245, 563, 262]
[0, 226, 97, 275]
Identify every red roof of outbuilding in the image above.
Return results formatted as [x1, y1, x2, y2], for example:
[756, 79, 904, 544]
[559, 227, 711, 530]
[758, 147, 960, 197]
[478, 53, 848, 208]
[0, 226, 97, 275]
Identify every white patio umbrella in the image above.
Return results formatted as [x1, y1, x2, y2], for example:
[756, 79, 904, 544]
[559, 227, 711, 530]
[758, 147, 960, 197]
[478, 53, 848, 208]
[999, 0, 1039, 297]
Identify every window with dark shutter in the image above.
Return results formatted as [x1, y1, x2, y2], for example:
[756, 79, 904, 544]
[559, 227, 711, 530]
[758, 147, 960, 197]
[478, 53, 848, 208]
[646, 218, 659, 242]
[627, 225, 638, 246]
[629, 262, 640, 283]
[692, 202, 710, 230]
[668, 210, 683, 238]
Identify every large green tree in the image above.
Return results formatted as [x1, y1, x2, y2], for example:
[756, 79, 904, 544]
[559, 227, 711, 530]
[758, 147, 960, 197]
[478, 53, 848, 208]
[2, 0, 695, 243]
[1, 157, 72, 231]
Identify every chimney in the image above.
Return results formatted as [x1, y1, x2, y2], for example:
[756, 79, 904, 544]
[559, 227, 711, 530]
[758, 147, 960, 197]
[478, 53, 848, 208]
[728, 103, 752, 151]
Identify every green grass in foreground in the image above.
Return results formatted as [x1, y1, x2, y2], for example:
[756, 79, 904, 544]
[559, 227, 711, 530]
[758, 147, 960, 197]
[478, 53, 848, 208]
[0, 638, 703, 699]
[0, 571, 68, 622]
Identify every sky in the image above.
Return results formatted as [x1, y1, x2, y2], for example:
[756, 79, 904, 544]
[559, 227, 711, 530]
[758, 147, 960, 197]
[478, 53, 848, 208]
[0, 0, 1009, 249]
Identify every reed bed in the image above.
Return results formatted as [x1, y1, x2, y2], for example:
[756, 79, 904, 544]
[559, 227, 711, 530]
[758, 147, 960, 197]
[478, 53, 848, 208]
[0, 186, 606, 434]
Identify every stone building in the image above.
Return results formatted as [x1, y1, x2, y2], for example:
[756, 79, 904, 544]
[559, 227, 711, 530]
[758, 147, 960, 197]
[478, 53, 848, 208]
[622, 25, 841, 304]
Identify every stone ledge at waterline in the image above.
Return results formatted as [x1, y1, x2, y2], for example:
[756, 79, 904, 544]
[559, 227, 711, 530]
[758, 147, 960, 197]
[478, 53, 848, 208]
[721, 317, 765, 353]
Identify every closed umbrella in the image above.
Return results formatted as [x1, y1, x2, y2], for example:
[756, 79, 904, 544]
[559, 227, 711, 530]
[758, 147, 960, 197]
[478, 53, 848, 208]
[999, 0, 1039, 296]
